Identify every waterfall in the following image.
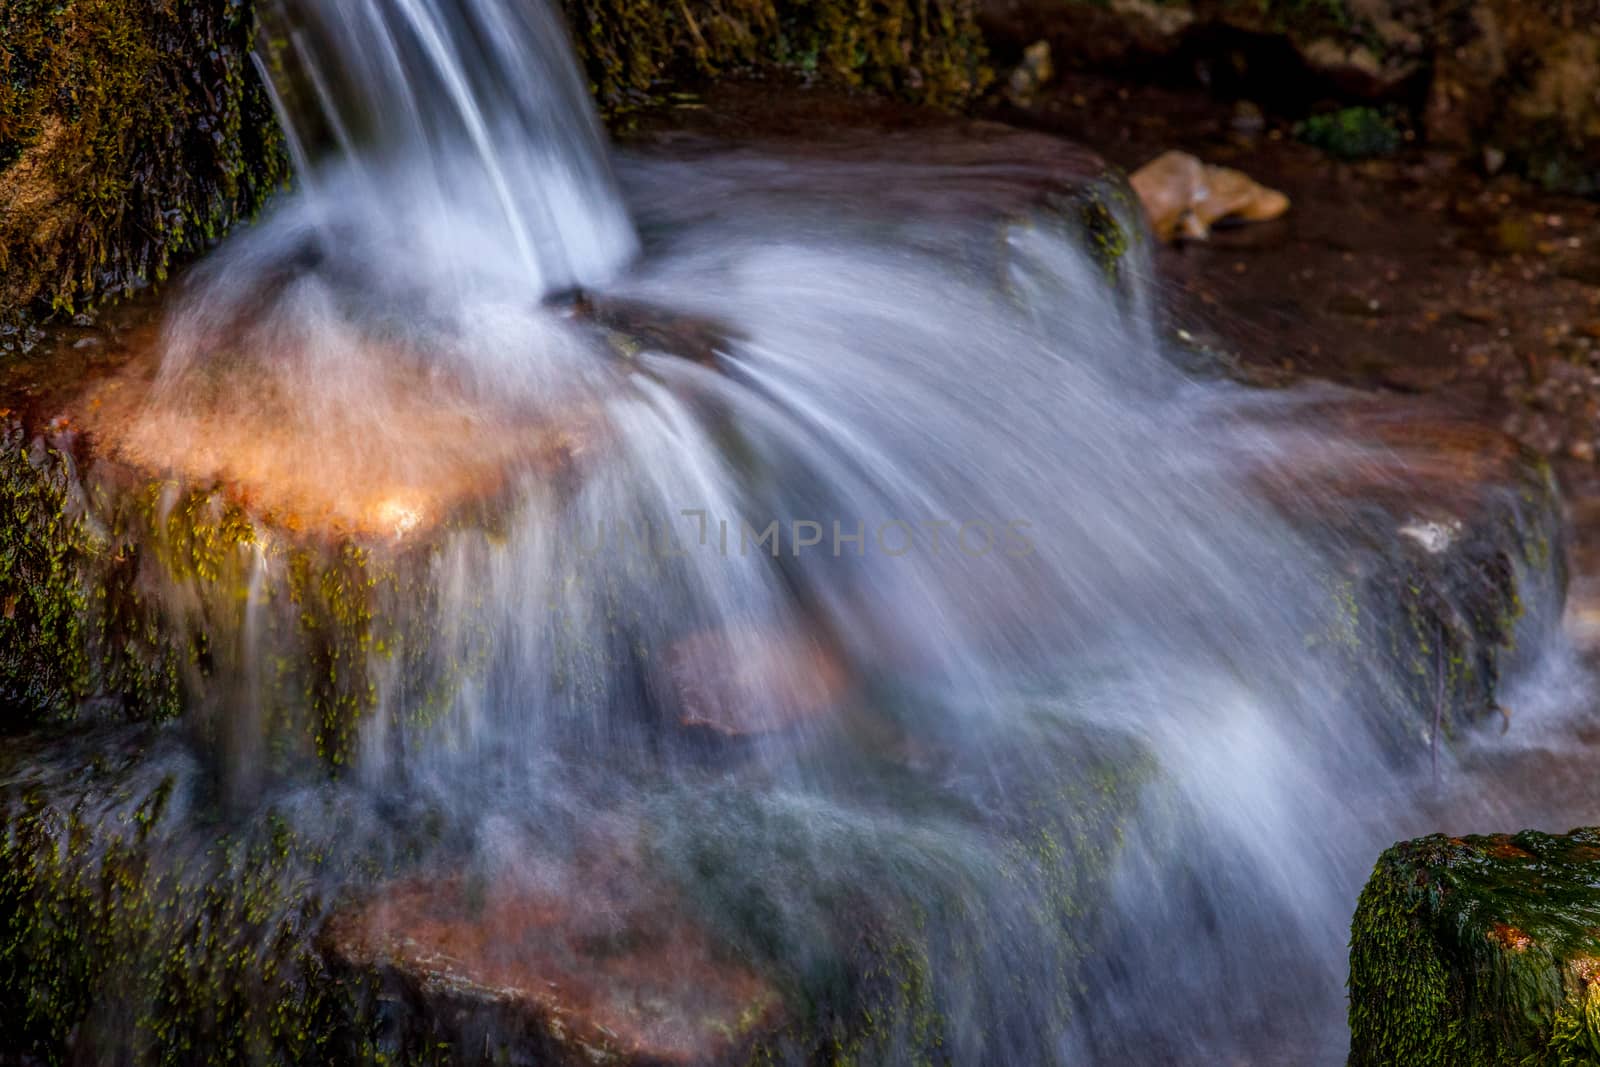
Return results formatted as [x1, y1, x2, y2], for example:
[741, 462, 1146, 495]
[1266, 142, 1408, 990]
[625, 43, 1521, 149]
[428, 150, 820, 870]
[253, 0, 637, 297]
[94, 1, 1572, 1062]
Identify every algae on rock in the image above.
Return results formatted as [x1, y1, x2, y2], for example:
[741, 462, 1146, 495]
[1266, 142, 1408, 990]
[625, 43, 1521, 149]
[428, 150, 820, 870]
[1350, 829, 1600, 1066]
[561, 0, 991, 117]
[0, 0, 289, 324]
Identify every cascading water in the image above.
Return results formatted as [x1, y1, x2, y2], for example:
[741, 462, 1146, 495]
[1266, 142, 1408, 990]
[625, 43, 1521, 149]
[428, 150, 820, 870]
[58, 0, 1573, 1062]
[249, 0, 636, 298]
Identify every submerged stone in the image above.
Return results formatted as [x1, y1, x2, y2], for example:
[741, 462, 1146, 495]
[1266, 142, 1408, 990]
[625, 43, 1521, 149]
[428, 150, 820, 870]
[1350, 828, 1600, 1066]
[324, 872, 784, 1065]
[667, 625, 850, 737]
[1253, 402, 1565, 758]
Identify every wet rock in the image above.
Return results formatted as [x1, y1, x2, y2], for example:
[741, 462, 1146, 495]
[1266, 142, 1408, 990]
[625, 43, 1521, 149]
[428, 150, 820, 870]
[1350, 829, 1600, 1065]
[668, 626, 851, 737]
[0, 738, 383, 1065]
[1130, 150, 1290, 241]
[1253, 405, 1565, 756]
[325, 872, 784, 1065]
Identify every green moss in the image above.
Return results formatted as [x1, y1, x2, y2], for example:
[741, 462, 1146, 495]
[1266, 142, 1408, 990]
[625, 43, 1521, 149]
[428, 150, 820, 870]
[0, 755, 387, 1065]
[1295, 106, 1403, 159]
[1545, 984, 1600, 1066]
[559, 0, 990, 118]
[1070, 180, 1138, 283]
[1348, 836, 1469, 1066]
[663, 721, 1153, 1064]
[0, 427, 94, 719]
[1350, 830, 1600, 1066]
[0, 0, 289, 323]
[1302, 441, 1563, 761]
[0, 429, 474, 771]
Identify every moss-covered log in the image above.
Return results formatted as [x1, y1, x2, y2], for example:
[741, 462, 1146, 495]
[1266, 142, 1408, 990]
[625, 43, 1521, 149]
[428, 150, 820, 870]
[1350, 829, 1600, 1066]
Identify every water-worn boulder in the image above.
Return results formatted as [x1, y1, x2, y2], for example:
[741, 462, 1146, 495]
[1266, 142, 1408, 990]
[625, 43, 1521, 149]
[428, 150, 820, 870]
[1350, 829, 1600, 1065]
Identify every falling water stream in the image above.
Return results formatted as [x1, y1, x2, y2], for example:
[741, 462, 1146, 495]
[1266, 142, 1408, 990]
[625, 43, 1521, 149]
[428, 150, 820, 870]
[39, 0, 1587, 1062]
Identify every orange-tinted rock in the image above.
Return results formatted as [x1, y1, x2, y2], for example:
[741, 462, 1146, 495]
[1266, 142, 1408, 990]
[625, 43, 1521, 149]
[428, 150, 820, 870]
[325, 870, 782, 1065]
[67, 338, 597, 541]
[1249, 400, 1550, 524]
[1130, 150, 1290, 242]
[668, 626, 851, 737]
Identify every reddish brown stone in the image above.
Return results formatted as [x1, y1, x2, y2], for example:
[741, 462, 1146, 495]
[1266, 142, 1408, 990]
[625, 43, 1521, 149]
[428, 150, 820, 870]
[64, 338, 597, 541]
[325, 870, 782, 1065]
[668, 626, 850, 737]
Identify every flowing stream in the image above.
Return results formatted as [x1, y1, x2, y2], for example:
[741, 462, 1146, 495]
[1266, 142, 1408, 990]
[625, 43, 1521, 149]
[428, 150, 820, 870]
[84, 0, 1583, 1061]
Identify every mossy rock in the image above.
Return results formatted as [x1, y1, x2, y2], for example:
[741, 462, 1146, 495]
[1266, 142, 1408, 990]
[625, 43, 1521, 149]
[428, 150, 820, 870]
[1350, 829, 1600, 1066]
[0, 0, 289, 325]
[0, 712, 1156, 1063]
[562, 0, 990, 119]
[1295, 105, 1405, 159]
[1275, 412, 1566, 759]
[0, 417, 468, 773]
[648, 723, 1156, 1063]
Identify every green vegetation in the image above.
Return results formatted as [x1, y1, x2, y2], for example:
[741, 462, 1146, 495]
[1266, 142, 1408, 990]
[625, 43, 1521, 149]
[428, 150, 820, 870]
[561, 0, 989, 118]
[656, 722, 1154, 1064]
[0, 419, 461, 771]
[0, 429, 94, 718]
[1294, 106, 1403, 159]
